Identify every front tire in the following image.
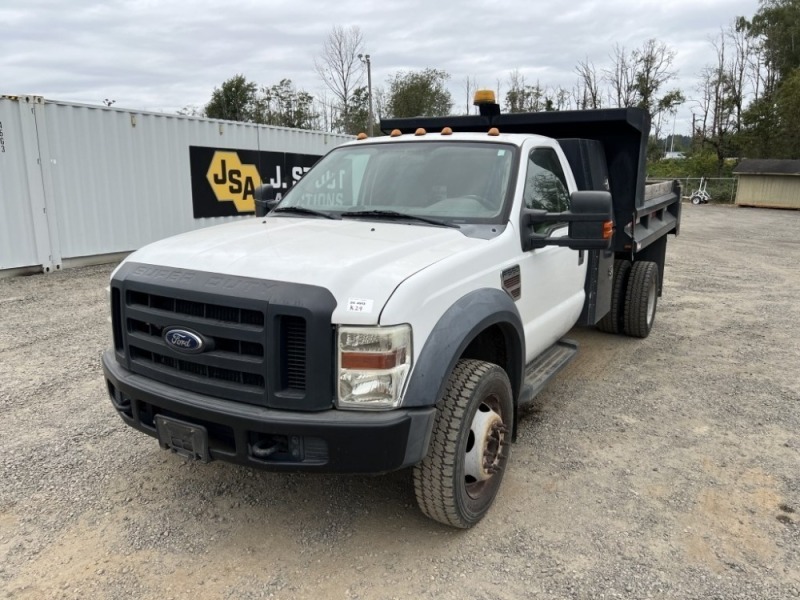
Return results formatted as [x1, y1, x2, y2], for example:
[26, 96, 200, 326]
[413, 359, 513, 528]
[691, 195, 702, 205]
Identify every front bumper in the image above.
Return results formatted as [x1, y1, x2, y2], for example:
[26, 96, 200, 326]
[102, 351, 435, 473]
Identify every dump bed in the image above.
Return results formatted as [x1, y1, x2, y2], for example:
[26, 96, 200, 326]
[381, 107, 680, 255]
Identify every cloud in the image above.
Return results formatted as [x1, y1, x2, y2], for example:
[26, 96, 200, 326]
[0, 0, 760, 130]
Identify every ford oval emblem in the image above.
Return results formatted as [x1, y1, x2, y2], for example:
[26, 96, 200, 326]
[163, 328, 205, 354]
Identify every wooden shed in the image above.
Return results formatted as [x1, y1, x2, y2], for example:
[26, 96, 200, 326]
[733, 159, 800, 209]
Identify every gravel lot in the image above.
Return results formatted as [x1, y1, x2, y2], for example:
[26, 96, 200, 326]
[1, 204, 798, 599]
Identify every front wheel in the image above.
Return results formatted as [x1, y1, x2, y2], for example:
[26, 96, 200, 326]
[691, 195, 702, 205]
[413, 359, 513, 528]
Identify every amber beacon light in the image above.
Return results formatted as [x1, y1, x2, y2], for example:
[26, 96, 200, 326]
[473, 89, 496, 105]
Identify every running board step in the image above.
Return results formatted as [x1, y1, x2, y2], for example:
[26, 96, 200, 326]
[518, 339, 578, 407]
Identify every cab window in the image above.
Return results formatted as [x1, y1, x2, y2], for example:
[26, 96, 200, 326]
[522, 147, 570, 213]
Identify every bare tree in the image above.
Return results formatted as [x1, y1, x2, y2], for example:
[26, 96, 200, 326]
[604, 45, 638, 108]
[696, 32, 738, 174]
[373, 85, 386, 123]
[727, 19, 752, 130]
[462, 75, 478, 114]
[602, 40, 684, 138]
[314, 25, 365, 132]
[575, 58, 601, 109]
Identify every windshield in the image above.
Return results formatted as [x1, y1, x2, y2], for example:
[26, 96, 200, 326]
[277, 141, 517, 224]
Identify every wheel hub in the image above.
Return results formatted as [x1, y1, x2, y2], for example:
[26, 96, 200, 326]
[465, 403, 507, 483]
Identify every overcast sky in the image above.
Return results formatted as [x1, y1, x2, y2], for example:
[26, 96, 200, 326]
[2, 0, 760, 134]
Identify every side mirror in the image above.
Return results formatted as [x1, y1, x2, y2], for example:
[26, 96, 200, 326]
[567, 191, 614, 246]
[522, 190, 613, 251]
[254, 184, 280, 217]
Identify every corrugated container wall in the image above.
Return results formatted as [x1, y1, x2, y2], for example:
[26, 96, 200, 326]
[0, 95, 351, 274]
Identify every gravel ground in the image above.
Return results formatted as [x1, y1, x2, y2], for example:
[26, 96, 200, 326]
[1, 204, 798, 600]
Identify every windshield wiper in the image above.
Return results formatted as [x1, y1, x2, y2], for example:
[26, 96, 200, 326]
[342, 210, 458, 228]
[272, 206, 340, 220]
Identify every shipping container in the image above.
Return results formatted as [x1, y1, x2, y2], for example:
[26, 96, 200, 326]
[0, 95, 351, 276]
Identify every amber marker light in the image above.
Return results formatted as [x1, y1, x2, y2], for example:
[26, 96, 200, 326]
[390, 129, 402, 137]
[340, 348, 407, 370]
[415, 128, 427, 136]
[488, 127, 500, 136]
[441, 127, 453, 135]
[603, 221, 614, 239]
[357, 132, 368, 140]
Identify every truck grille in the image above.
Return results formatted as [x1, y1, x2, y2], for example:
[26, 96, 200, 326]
[110, 264, 336, 410]
[128, 290, 265, 326]
[121, 289, 308, 406]
[280, 316, 307, 391]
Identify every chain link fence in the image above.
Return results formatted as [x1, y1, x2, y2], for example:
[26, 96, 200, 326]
[648, 177, 738, 203]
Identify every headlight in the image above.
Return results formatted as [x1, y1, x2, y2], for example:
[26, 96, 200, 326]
[337, 324, 412, 410]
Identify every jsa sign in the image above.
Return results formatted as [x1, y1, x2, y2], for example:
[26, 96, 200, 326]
[189, 146, 319, 218]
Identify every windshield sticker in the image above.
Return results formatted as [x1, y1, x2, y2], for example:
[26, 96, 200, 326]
[347, 298, 374, 313]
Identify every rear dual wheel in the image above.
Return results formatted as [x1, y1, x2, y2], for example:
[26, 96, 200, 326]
[596, 259, 632, 334]
[623, 261, 659, 338]
[597, 259, 660, 338]
[413, 359, 513, 528]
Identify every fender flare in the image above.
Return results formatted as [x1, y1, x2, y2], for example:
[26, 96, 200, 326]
[401, 288, 525, 409]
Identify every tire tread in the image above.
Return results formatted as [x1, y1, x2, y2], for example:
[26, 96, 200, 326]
[413, 359, 510, 528]
[597, 259, 632, 334]
[623, 261, 659, 338]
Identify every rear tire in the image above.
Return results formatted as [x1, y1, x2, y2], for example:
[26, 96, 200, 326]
[596, 259, 632, 334]
[413, 359, 513, 528]
[691, 195, 702, 205]
[623, 261, 659, 338]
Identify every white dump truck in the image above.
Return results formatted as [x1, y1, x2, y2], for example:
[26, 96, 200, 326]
[102, 91, 681, 527]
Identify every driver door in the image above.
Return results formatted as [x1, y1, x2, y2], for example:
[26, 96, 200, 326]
[516, 143, 587, 361]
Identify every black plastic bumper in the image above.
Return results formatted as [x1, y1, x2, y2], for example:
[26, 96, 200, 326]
[102, 351, 435, 473]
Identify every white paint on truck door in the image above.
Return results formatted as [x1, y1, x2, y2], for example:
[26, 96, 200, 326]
[516, 143, 587, 362]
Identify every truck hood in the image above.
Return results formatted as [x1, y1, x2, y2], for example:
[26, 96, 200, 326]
[123, 216, 484, 323]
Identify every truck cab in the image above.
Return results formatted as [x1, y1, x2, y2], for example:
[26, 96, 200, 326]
[102, 92, 680, 528]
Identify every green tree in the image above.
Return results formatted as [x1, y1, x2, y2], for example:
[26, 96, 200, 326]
[749, 0, 800, 83]
[775, 67, 800, 157]
[505, 70, 546, 112]
[739, 0, 800, 157]
[205, 74, 259, 122]
[258, 79, 319, 129]
[739, 95, 781, 157]
[335, 86, 374, 135]
[385, 68, 452, 118]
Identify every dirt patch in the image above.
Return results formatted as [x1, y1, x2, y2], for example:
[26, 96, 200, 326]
[1, 206, 799, 599]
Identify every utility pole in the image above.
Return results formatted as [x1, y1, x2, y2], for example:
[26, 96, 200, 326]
[358, 53, 373, 136]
